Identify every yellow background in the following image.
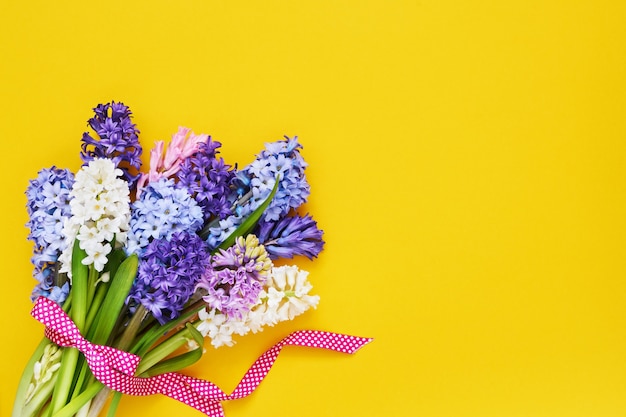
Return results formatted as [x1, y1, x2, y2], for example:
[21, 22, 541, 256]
[1, 1, 626, 416]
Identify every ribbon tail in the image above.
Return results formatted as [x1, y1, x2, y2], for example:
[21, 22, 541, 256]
[226, 330, 373, 401]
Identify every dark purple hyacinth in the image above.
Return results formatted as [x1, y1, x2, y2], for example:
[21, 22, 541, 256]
[254, 213, 324, 260]
[128, 231, 211, 324]
[80, 102, 142, 188]
[176, 140, 236, 223]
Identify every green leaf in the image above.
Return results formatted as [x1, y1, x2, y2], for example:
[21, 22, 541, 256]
[87, 255, 139, 346]
[216, 177, 279, 251]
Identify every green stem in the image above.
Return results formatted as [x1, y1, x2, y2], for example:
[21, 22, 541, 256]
[48, 348, 80, 415]
[105, 392, 122, 417]
[85, 278, 108, 331]
[86, 388, 112, 417]
[116, 304, 147, 352]
[69, 359, 90, 401]
[131, 303, 204, 357]
[67, 278, 110, 400]
[86, 266, 99, 307]
[71, 241, 89, 333]
[38, 401, 52, 417]
[50, 382, 103, 417]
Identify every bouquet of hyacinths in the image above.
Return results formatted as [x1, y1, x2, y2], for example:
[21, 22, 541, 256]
[13, 103, 370, 417]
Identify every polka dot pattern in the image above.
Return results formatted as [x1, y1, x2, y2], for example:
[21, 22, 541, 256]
[31, 297, 373, 416]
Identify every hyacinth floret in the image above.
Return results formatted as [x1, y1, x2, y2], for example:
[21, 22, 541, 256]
[80, 102, 142, 188]
[58, 158, 131, 275]
[176, 139, 235, 222]
[128, 232, 211, 324]
[206, 136, 310, 249]
[196, 235, 272, 319]
[126, 178, 203, 256]
[26, 167, 74, 302]
[255, 213, 324, 260]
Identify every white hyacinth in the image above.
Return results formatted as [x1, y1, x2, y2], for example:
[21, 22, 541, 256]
[58, 158, 131, 275]
[196, 265, 320, 348]
[25, 344, 62, 404]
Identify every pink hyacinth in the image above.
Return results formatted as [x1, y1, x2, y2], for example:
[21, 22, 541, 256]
[136, 127, 208, 196]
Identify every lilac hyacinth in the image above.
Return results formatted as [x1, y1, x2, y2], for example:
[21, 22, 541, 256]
[80, 102, 142, 188]
[26, 167, 74, 303]
[254, 213, 324, 260]
[196, 235, 272, 319]
[176, 139, 235, 223]
[206, 136, 310, 249]
[128, 232, 211, 324]
[126, 178, 203, 256]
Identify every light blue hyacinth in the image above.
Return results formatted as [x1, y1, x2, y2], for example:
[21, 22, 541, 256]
[126, 177, 204, 256]
[26, 167, 74, 303]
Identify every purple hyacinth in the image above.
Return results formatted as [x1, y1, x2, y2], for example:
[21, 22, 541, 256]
[196, 235, 272, 319]
[176, 139, 236, 223]
[26, 167, 74, 303]
[254, 213, 324, 260]
[80, 102, 142, 188]
[128, 232, 211, 324]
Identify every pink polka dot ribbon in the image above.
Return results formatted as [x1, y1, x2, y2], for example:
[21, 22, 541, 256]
[31, 297, 372, 416]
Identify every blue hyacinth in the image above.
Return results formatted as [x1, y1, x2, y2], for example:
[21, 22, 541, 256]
[126, 178, 204, 256]
[26, 167, 74, 303]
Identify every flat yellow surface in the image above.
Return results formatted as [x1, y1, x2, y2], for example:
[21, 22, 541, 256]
[2, 1, 626, 416]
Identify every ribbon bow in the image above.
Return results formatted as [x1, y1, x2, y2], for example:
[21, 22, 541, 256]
[31, 297, 372, 416]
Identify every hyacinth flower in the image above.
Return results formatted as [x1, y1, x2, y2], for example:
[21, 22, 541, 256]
[254, 213, 325, 260]
[58, 158, 131, 275]
[25, 167, 74, 303]
[196, 234, 273, 319]
[206, 136, 310, 249]
[176, 139, 236, 223]
[125, 178, 204, 256]
[196, 265, 320, 348]
[128, 231, 211, 324]
[246, 136, 310, 221]
[80, 102, 142, 188]
[135, 127, 208, 196]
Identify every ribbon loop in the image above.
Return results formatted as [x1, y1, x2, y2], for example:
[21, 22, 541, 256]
[31, 297, 372, 416]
